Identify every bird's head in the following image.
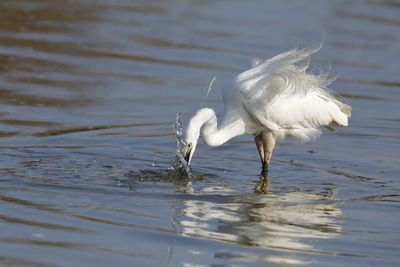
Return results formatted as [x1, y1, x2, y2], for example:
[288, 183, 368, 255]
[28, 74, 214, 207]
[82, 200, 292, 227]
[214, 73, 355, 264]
[182, 112, 203, 165]
[182, 126, 199, 166]
[182, 108, 216, 165]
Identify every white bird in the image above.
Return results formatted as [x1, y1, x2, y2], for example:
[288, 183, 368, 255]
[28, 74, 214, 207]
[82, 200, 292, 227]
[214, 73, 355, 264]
[182, 47, 352, 175]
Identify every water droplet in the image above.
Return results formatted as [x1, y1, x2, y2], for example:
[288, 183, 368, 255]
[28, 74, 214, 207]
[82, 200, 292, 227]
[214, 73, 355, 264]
[171, 112, 191, 177]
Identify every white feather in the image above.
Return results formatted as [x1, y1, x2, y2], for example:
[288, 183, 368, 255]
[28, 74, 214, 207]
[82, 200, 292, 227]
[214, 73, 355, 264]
[232, 46, 351, 141]
[184, 46, 352, 167]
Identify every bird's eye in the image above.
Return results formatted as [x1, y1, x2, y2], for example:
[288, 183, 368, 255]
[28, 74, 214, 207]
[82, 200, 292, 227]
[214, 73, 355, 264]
[188, 143, 192, 148]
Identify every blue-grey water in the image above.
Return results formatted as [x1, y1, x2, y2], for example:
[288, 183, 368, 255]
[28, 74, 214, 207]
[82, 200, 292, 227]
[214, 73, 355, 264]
[0, 0, 399, 266]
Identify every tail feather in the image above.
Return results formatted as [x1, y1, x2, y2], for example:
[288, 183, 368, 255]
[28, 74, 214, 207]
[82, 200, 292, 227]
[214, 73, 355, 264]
[335, 100, 352, 117]
[329, 100, 351, 128]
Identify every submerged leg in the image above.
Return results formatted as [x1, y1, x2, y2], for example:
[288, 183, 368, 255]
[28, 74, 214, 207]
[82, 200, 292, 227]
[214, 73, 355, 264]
[254, 133, 265, 167]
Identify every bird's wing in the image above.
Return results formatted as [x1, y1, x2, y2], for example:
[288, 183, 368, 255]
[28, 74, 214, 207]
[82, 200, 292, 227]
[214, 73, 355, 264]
[267, 92, 350, 129]
[236, 47, 320, 102]
[233, 47, 349, 131]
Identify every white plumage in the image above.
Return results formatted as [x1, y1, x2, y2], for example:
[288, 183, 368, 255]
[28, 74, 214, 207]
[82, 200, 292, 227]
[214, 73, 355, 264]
[182, 47, 352, 174]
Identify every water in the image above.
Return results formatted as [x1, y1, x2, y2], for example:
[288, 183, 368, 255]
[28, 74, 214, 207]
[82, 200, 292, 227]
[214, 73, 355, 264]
[0, 0, 399, 266]
[171, 112, 191, 177]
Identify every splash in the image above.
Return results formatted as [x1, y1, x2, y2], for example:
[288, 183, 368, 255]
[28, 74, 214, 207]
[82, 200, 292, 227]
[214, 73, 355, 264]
[170, 112, 192, 177]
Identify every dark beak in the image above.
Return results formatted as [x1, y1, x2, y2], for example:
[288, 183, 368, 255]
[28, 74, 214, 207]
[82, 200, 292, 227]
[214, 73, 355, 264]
[184, 149, 191, 164]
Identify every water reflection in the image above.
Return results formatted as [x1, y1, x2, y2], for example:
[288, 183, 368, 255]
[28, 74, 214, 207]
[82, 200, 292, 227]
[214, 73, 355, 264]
[254, 175, 269, 194]
[0, 0, 399, 265]
[176, 177, 342, 264]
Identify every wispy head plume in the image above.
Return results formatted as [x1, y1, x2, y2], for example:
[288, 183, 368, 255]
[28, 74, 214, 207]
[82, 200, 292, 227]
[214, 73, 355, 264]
[200, 76, 217, 108]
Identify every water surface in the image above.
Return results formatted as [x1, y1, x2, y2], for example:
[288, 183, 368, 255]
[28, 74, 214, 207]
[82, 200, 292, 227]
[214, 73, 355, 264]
[0, 0, 399, 266]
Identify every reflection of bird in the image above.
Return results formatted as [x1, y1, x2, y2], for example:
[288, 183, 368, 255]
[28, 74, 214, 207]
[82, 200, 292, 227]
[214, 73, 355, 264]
[183, 47, 351, 174]
[179, 186, 342, 262]
[255, 176, 269, 194]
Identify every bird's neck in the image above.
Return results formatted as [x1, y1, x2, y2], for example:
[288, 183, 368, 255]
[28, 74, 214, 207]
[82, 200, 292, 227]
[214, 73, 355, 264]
[190, 108, 242, 147]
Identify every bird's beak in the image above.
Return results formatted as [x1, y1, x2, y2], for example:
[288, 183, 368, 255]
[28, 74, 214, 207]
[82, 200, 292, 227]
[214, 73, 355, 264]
[182, 146, 192, 165]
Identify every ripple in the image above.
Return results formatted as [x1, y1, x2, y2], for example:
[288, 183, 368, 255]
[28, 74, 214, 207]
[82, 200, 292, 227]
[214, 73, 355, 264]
[339, 93, 393, 101]
[1, 119, 62, 127]
[357, 80, 400, 88]
[33, 122, 169, 137]
[0, 256, 62, 267]
[0, 0, 399, 266]
[134, 36, 258, 56]
[0, 131, 18, 137]
[329, 40, 388, 50]
[0, 88, 92, 107]
[0, 214, 89, 232]
[354, 194, 400, 202]
[334, 9, 400, 26]
[72, 47, 238, 72]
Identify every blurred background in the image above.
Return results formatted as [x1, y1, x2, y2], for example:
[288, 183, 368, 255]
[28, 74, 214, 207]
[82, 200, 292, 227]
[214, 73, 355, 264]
[0, 0, 399, 266]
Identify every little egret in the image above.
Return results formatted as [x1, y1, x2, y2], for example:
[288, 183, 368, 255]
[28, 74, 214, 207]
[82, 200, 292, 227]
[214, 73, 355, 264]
[182, 47, 351, 175]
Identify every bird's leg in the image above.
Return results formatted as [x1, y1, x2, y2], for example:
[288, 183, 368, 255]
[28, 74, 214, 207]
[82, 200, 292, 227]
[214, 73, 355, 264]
[260, 160, 268, 176]
[261, 132, 276, 175]
[254, 133, 265, 167]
